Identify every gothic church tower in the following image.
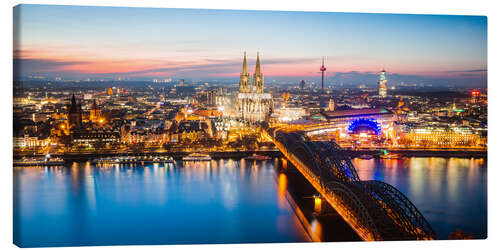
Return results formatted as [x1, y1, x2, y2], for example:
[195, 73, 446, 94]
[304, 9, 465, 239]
[253, 52, 264, 93]
[238, 52, 250, 93]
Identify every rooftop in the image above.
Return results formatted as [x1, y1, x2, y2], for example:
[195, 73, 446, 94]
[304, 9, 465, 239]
[320, 108, 393, 119]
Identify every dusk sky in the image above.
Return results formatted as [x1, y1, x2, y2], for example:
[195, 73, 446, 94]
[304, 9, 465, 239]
[13, 4, 487, 86]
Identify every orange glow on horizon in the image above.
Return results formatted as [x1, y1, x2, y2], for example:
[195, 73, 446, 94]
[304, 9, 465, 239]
[14, 46, 486, 78]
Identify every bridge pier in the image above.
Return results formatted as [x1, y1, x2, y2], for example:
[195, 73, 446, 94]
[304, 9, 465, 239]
[313, 195, 323, 214]
[281, 157, 288, 168]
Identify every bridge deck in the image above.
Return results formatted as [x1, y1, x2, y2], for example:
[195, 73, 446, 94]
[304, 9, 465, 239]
[264, 127, 435, 241]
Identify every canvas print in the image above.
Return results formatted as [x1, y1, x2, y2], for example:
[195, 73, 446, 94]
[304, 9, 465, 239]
[13, 4, 487, 247]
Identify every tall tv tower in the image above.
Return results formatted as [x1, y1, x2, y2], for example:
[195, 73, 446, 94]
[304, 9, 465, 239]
[320, 57, 327, 91]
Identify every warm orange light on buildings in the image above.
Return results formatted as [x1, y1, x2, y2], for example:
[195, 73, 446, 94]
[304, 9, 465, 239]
[403, 132, 478, 147]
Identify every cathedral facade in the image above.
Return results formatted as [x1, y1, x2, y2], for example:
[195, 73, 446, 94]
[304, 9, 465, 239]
[236, 52, 273, 122]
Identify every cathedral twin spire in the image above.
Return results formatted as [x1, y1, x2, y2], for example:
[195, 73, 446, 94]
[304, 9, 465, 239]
[254, 52, 261, 75]
[239, 52, 250, 93]
[242, 51, 248, 75]
[239, 52, 264, 93]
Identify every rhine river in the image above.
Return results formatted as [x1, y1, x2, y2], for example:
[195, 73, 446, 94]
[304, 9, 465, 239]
[14, 157, 486, 247]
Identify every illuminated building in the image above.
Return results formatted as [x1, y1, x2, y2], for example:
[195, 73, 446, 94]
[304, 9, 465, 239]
[71, 129, 120, 148]
[471, 90, 480, 104]
[89, 99, 103, 125]
[127, 129, 167, 146]
[213, 118, 230, 140]
[253, 52, 264, 93]
[31, 113, 51, 123]
[206, 90, 217, 106]
[236, 52, 274, 122]
[83, 93, 93, 100]
[275, 107, 307, 122]
[328, 99, 335, 111]
[400, 125, 479, 147]
[107, 87, 113, 95]
[238, 52, 250, 93]
[348, 118, 381, 135]
[13, 137, 25, 148]
[311, 108, 394, 125]
[67, 94, 82, 129]
[193, 109, 222, 119]
[169, 120, 212, 143]
[215, 96, 231, 110]
[281, 92, 290, 108]
[309, 108, 396, 140]
[13, 134, 50, 149]
[174, 108, 221, 121]
[378, 69, 387, 97]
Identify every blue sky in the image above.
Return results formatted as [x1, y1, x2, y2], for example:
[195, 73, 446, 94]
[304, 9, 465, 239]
[13, 4, 487, 86]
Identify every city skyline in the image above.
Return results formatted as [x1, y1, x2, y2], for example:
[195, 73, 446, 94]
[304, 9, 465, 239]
[13, 5, 487, 86]
[12, 4, 488, 246]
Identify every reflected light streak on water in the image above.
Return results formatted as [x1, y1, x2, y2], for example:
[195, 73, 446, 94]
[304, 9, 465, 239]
[14, 156, 486, 246]
[14, 159, 308, 247]
[353, 156, 486, 240]
[278, 173, 288, 210]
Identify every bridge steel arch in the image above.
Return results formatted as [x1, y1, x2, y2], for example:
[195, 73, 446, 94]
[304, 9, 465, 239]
[266, 126, 435, 241]
[323, 180, 382, 240]
[357, 180, 435, 240]
[271, 130, 382, 240]
[316, 141, 360, 182]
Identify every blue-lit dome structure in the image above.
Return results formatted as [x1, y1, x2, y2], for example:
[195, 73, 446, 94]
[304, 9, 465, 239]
[348, 118, 381, 136]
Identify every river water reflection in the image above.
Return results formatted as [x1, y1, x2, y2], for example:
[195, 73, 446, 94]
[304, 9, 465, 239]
[14, 160, 308, 247]
[14, 157, 486, 246]
[353, 157, 487, 239]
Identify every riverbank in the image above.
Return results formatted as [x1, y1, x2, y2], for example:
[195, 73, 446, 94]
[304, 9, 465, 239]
[14, 148, 486, 162]
[345, 149, 487, 158]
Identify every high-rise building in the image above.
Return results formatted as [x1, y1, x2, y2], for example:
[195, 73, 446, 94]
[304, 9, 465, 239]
[236, 52, 273, 122]
[328, 98, 335, 111]
[207, 90, 217, 106]
[471, 90, 480, 104]
[300, 80, 306, 90]
[378, 69, 387, 97]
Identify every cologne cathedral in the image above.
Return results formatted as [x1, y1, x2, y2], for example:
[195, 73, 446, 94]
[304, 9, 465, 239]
[236, 52, 273, 122]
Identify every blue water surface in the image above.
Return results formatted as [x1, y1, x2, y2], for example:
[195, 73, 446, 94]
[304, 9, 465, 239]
[14, 157, 487, 246]
[14, 160, 308, 247]
[353, 157, 487, 239]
